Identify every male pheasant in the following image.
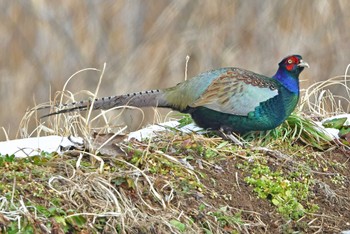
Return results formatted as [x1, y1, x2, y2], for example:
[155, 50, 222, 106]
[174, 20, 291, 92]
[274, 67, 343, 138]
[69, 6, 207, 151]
[43, 55, 309, 134]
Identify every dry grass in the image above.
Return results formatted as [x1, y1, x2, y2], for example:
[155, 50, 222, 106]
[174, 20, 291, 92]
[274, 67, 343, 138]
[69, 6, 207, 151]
[301, 64, 350, 116]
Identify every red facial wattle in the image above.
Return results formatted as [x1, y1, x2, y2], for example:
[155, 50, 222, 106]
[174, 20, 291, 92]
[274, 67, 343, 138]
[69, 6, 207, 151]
[285, 64, 294, 71]
[284, 56, 300, 71]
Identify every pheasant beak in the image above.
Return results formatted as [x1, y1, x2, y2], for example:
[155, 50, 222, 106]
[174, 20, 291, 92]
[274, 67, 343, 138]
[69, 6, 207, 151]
[297, 60, 310, 68]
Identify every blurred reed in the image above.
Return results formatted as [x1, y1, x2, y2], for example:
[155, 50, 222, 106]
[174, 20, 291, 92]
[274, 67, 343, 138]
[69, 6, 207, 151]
[0, 0, 349, 139]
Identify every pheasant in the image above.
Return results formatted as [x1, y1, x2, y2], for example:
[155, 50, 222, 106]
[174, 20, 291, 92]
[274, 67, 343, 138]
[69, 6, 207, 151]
[42, 55, 309, 134]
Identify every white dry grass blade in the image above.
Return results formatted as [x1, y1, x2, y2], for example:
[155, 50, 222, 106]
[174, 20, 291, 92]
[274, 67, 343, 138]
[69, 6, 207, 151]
[301, 74, 350, 116]
[82, 106, 144, 153]
[67, 182, 124, 215]
[60, 67, 101, 106]
[48, 176, 131, 233]
[184, 55, 190, 81]
[18, 197, 49, 233]
[48, 175, 78, 195]
[47, 161, 162, 233]
[89, 105, 145, 128]
[114, 158, 166, 210]
[92, 177, 124, 214]
[152, 107, 164, 126]
[75, 150, 104, 173]
[53, 67, 101, 135]
[95, 126, 127, 153]
[19, 67, 102, 138]
[0, 195, 21, 230]
[1, 127, 9, 141]
[86, 63, 106, 124]
[344, 63, 350, 99]
[56, 64, 133, 139]
[155, 150, 197, 173]
[153, 149, 204, 184]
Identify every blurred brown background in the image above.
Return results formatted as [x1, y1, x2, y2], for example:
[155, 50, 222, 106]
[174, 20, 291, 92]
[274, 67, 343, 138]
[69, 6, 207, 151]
[0, 0, 349, 140]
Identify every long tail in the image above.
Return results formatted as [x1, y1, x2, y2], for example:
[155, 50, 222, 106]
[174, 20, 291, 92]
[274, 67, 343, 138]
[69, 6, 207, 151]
[41, 89, 171, 118]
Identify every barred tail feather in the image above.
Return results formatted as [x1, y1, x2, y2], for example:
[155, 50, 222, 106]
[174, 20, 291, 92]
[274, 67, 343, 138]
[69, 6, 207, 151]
[41, 89, 170, 118]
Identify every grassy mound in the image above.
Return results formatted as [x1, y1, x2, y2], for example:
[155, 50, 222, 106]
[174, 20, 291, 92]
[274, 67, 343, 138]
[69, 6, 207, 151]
[1, 70, 350, 233]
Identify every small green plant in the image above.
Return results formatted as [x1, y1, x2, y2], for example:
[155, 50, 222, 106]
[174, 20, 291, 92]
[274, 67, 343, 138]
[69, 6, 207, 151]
[244, 113, 332, 150]
[177, 114, 194, 127]
[170, 219, 186, 232]
[245, 162, 314, 219]
[0, 154, 16, 165]
[207, 206, 243, 233]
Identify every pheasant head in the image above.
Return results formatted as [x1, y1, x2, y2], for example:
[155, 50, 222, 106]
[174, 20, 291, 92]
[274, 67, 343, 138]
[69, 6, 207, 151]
[273, 55, 310, 93]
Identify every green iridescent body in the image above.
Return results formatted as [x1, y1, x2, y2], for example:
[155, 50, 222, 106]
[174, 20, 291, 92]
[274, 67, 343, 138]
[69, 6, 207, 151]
[186, 89, 299, 133]
[163, 67, 300, 133]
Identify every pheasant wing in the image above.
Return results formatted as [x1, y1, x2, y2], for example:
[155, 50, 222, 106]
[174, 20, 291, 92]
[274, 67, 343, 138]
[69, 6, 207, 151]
[190, 68, 279, 116]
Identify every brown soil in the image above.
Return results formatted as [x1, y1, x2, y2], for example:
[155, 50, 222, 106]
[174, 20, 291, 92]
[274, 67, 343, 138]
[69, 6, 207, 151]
[177, 148, 350, 233]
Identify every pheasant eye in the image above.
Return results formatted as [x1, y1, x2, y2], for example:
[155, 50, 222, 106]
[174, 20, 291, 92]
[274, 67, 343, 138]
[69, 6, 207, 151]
[287, 59, 293, 64]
